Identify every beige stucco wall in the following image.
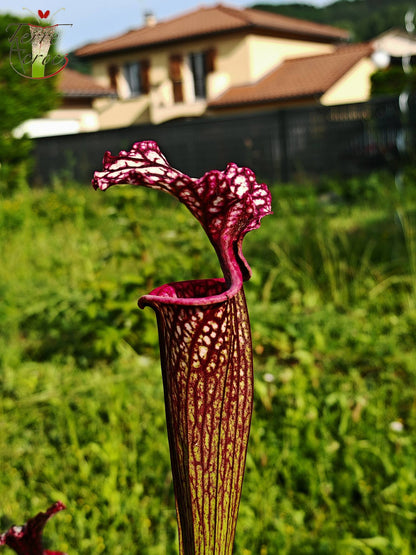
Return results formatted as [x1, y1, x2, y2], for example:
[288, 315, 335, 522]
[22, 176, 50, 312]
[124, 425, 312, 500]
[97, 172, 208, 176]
[91, 61, 113, 88]
[321, 58, 376, 106]
[93, 96, 150, 128]
[49, 108, 99, 130]
[246, 34, 334, 82]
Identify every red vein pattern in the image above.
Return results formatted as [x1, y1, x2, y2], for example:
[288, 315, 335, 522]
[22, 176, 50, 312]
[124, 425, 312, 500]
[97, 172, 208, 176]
[140, 279, 252, 554]
[92, 141, 272, 554]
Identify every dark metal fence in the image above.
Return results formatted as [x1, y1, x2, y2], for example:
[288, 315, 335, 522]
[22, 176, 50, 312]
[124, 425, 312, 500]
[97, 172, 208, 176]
[33, 95, 413, 185]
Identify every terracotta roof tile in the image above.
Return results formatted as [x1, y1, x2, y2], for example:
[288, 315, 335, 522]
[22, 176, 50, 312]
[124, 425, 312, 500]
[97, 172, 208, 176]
[76, 3, 349, 57]
[58, 67, 116, 97]
[209, 43, 373, 108]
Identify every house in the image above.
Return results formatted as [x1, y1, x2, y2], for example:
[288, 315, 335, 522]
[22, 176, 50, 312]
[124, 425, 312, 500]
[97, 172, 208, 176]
[14, 68, 116, 138]
[74, 3, 379, 128]
[371, 28, 416, 68]
[209, 42, 375, 111]
[372, 28, 416, 60]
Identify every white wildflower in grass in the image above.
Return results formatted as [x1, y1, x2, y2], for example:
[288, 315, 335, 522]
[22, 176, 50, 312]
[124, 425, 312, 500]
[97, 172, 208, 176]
[389, 420, 404, 432]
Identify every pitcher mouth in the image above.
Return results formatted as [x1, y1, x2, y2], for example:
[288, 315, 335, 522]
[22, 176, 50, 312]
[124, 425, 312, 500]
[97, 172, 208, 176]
[138, 277, 243, 308]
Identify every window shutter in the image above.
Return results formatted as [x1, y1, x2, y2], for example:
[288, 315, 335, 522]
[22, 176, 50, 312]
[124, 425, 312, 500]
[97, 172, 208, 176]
[205, 48, 217, 74]
[140, 59, 150, 94]
[107, 64, 119, 90]
[169, 54, 184, 103]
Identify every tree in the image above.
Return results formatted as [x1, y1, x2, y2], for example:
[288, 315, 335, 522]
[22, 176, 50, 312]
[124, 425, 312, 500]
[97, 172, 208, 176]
[371, 65, 416, 97]
[0, 13, 60, 191]
[251, 1, 415, 42]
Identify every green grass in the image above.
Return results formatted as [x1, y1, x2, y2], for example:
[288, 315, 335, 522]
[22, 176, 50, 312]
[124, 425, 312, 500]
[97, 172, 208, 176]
[1, 170, 416, 554]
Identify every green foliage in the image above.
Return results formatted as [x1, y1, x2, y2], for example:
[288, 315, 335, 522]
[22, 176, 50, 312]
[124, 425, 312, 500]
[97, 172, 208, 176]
[1, 172, 416, 553]
[0, 13, 60, 193]
[371, 66, 416, 97]
[251, 0, 415, 42]
[66, 52, 91, 75]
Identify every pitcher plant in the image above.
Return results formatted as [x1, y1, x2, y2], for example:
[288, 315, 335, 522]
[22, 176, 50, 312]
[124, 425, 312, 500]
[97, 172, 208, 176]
[92, 141, 272, 554]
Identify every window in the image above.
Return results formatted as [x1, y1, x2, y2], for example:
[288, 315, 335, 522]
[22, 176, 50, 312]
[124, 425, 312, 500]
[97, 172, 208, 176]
[107, 64, 119, 90]
[189, 52, 206, 99]
[123, 62, 141, 96]
[189, 49, 216, 100]
[169, 54, 184, 103]
[122, 60, 150, 97]
[168, 49, 216, 104]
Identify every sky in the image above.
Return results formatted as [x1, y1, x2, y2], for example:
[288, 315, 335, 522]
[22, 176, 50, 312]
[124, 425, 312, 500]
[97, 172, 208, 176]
[1, 0, 334, 53]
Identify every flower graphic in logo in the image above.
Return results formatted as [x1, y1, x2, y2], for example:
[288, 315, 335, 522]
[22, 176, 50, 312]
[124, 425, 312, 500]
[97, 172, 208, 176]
[38, 10, 51, 19]
[7, 8, 72, 79]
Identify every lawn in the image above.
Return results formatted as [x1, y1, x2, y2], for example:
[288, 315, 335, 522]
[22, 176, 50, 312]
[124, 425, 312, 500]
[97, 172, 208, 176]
[1, 169, 415, 554]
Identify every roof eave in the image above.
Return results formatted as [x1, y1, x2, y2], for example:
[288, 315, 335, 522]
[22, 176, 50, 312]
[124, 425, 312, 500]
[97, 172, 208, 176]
[209, 91, 324, 110]
[253, 25, 349, 44]
[62, 91, 117, 98]
[75, 27, 250, 58]
[75, 25, 348, 59]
